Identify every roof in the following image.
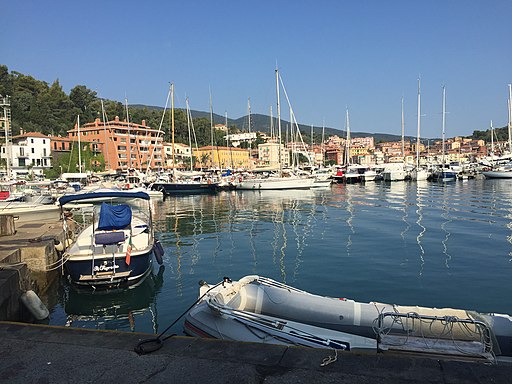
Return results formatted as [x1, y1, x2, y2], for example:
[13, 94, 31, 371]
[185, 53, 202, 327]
[12, 132, 50, 140]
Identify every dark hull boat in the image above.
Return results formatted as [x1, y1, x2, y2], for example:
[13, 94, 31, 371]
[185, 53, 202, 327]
[185, 275, 512, 363]
[151, 182, 218, 195]
[59, 190, 164, 289]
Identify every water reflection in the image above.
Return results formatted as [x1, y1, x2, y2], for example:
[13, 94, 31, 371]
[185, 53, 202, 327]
[48, 180, 512, 331]
[60, 265, 165, 333]
[415, 181, 427, 276]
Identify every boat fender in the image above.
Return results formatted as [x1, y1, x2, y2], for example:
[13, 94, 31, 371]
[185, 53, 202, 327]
[154, 239, 164, 265]
[54, 240, 64, 252]
[20, 290, 49, 320]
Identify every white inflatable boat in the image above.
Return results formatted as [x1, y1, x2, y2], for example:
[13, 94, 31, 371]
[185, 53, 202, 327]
[184, 275, 512, 363]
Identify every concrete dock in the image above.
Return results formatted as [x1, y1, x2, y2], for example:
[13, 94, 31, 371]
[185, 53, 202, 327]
[1, 321, 511, 383]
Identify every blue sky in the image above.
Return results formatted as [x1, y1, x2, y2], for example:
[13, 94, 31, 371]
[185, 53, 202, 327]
[3, 0, 511, 138]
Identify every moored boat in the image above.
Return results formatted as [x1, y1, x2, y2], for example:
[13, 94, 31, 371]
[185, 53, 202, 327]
[185, 275, 512, 362]
[58, 190, 164, 289]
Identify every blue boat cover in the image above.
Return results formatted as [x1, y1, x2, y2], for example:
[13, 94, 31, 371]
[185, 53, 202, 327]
[97, 203, 132, 231]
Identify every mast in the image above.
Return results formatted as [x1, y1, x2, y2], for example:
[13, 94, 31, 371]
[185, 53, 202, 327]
[247, 97, 252, 155]
[77, 114, 82, 173]
[416, 78, 421, 168]
[171, 83, 176, 180]
[1, 95, 12, 179]
[401, 96, 405, 163]
[100, 99, 111, 171]
[186, 97, 193, 172]
[345, 107, 351, 166]
[225, 110, 233, 170]
[209, 87, 215, 169]
[275, 68, 282, 175]
[125, 98, 131, 169]
[490, 120, 494, 157]
[321, 119, 325, 167]
[441, 85, 446, 166]
[508, 84, 512, 154]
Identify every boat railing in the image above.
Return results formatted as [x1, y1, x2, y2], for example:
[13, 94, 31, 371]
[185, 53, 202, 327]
[375, 311, 496, 363]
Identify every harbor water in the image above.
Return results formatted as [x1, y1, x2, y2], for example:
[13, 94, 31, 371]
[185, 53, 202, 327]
[47, 179, 512, 335]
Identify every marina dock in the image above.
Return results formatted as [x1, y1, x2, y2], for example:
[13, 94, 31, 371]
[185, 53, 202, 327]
[1, 321, 511, 383]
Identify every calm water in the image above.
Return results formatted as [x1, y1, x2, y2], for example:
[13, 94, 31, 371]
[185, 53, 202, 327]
[47, 179, 512, 335]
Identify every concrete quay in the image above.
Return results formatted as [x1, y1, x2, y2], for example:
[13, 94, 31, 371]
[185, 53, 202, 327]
[1, 321, 511, 384]
[0, 217, 64, 321]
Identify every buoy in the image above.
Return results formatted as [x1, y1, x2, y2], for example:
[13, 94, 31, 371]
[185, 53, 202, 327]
[153, 239, 164, 265]
[20, 290, 49, 320]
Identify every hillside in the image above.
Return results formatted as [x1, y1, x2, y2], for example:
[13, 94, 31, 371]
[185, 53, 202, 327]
[130, 104, 415, 143]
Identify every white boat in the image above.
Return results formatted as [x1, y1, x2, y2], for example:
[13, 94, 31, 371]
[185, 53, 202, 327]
[0, 201, 61, 223]
[382, 164, 407, 181]
[58, 190, 164, 289]
[185, 276, 376, 351]
[185, 275, 512, 362]
[482, 163, 512, 179]
[237, 173, 314, 190]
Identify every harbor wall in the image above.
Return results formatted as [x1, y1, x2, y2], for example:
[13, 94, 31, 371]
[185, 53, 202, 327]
[0, 215, 64, 322]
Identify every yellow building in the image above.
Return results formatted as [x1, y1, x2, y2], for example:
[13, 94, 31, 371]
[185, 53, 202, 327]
[193, 146, 251, 169]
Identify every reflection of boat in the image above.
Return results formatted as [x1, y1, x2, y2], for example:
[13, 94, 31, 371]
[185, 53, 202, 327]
[63, 265, 164, 330]
[59, 190, 164, 289]
[185, 275, 512, 362]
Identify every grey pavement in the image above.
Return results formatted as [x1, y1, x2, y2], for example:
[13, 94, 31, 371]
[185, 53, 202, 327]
[1, 321, 510, 383]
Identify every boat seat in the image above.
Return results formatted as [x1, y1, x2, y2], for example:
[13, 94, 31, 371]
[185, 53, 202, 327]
[94, 231, 126, 245]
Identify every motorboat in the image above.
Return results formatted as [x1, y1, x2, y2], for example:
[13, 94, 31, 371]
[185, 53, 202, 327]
[58, 190, 164, 289]
[382, 164, 407, 182]
[185, 275, 512, 363]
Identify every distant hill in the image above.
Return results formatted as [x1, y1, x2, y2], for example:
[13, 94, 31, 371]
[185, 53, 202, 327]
[130, 104, 416, 143]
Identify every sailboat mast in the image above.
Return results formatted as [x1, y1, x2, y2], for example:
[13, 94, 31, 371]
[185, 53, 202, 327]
[186, 97, 193, 172]
[275, 69, 282, 174]
[345, 108, 350, 165]
[248, 98, 252, 135]
[77, 114, 82, 173]
[100, 99, 111, 171]
[441, 85, 446, 165]
[401, 96, 405, 162]
[125, 98, 131, 169]
[171, 83, 176, 180]
[416, 78, 421, 168]
[209, 87, 215, 169]
[490, 120, 494, 157]
[321, 119, 325, 167]
[508, 84, 512, 154]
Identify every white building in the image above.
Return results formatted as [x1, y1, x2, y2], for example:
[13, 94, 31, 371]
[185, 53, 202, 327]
[163, 142, 193, 168]
[258, 142, 290, 168]
[0, 132, 52, 179]
[225, 132, 257, 147]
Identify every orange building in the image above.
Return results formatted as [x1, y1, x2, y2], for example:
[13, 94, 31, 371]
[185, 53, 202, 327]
[66, 116, 165, 171]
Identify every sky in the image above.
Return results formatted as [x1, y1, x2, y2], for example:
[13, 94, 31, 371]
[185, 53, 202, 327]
[2, 0, 511, 139]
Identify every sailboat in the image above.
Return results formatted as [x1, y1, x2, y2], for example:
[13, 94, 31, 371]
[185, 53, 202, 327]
[411, 78, 429, 181]
[237, 69, 314, 190]
[151, 84, 218, 194]
[482, 84, 512, 179]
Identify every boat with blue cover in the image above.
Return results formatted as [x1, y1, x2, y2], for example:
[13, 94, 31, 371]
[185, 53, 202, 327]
[59, 190, 164, 289]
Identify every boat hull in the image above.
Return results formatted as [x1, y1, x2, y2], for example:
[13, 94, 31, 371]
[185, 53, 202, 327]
[151, 182, 218, 194]
[237, 177, 314, 190]
[186, 276, 512, 359]
[65, 249, 153, 289]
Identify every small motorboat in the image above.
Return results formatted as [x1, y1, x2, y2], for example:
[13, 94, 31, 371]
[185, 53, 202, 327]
[58, 190, 164, 289]
[185, 275, 512, 363]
